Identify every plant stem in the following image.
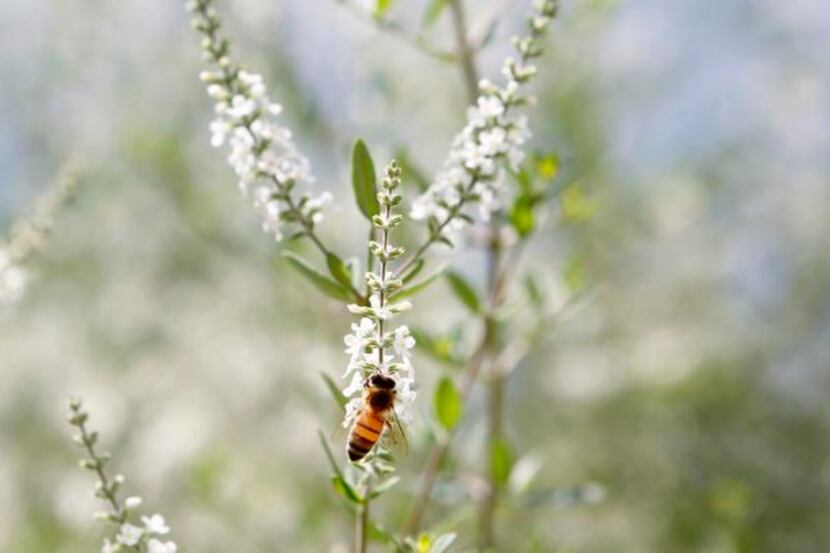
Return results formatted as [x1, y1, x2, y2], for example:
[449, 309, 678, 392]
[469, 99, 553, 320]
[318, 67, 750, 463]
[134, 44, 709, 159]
[332, 0, 458, 62]
[479, 224, 503, 549]
[356, 478, 371, 553]
[448, 0, 480, 104]
[403, 0, 507, 540]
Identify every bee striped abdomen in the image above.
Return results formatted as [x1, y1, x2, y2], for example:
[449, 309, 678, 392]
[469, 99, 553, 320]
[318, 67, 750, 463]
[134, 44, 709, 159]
[348, 411, 385, 462]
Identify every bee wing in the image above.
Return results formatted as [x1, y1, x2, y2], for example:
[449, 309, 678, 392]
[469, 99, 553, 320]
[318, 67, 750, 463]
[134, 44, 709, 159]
[386, 408, 410, 457]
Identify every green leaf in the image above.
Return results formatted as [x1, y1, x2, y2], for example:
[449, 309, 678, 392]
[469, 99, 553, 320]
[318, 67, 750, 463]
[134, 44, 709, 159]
[423, 0, 449, 27]
[284, 251, 351, 301]
[389, 266, 445, 301]
[368, 476, 400, 499]
[535, 152, 560, 181]
[317, 430, 346, 481]
[326, 252, 353, 290]
[320, 372, 346, 411]
[410, 328, 460, 366]
[445, 271, 481, 313]
[375, 0, 394, 17]
[332, 475, 362, 504]
[490, 438, 513, 487]
[429, 533, 457, 553]
[351, 139, 380, 220]
[400, 258, 425, 284]
[509, 194, 536, 237]
[434, 377, 462, 430]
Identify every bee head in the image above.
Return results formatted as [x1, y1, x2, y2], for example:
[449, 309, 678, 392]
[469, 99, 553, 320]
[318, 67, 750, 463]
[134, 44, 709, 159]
[367, 373, 396, 391]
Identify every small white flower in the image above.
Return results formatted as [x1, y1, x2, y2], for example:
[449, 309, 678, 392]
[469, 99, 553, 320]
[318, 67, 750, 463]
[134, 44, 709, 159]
[343, 397, 363, 429]
[101, 538, 120, 553]
[393, 326, 415, 359]
[142, 514, 170, 535]
[147, 539, 178, 553]
[342, 372, 364, 398]
[124, 496, 143, 509]
[116, 523, 144, 546]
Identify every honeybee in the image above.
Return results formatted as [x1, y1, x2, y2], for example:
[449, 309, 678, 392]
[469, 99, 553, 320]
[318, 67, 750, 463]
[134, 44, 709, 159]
[347, 372, 406, 462]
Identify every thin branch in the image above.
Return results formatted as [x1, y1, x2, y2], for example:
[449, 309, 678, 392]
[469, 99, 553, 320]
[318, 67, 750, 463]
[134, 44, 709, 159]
[448, 0, 480, 104]
[356, 478, 371, 553]
[332, 0, 458, 62]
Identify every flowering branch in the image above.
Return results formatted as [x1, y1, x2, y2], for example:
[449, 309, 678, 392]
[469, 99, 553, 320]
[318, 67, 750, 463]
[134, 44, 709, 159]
[0, 158, 82, 305]
[401, 1, 560, 541]
[343, 160, 416, 429]
[398, 0, 559, 278]
[340, 160, 416, 551]
[186, 2, 341, 251]
[67, 399, 177, 553]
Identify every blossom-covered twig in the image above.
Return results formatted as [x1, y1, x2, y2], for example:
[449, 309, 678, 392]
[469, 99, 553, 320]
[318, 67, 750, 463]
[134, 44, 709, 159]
[400, 0, 559, 277]
[0, 158, 82, 304]
[341, 160, 415, 551]
[67, 399, 177, 553]
[402, 1, 560, 540]
[187, 0, 333, 248]
[342, 160, 416, 430]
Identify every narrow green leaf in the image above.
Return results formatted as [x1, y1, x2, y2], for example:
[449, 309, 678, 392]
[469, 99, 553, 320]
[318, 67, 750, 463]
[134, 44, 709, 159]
[320, 372, 346, 411]
[423, 0, 449, 27]
[430, 533, 457, 553]
[445, 271, 481, 313]
[332, 475, 362, 504]
[410, 328, 460, 366]
[351, 139, 379, 220]
[284, 251, 351, 301]
[400, 258, 425, 284]
[434, 377, 462, 430]
[389, 266, 445, 301]
[368, 476, 400, 499]
[326, 252, 353, 290]
[490, 438, 513, 487]
[317, 430, 345, 481]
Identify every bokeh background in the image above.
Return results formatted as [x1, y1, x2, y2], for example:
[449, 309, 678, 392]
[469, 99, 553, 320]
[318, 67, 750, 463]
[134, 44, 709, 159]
[2, 0, 829, 551]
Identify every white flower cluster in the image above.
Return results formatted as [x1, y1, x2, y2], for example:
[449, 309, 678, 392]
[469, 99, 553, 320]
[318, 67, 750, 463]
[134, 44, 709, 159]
[411, 0, 559, 231]
[68, 399, 177, 553]
[342, 161, 417, 430]
[102, 512, 176, 553]
[188, 0, 330, 241]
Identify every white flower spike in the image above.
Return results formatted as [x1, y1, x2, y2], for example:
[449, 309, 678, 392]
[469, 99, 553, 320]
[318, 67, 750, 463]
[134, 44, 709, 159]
[189, 0, 330, 242]
[411, 0, 558, 233]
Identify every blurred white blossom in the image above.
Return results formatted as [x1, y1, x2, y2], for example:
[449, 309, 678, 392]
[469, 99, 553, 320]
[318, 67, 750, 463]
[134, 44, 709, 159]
[0, 158, 81, 305]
